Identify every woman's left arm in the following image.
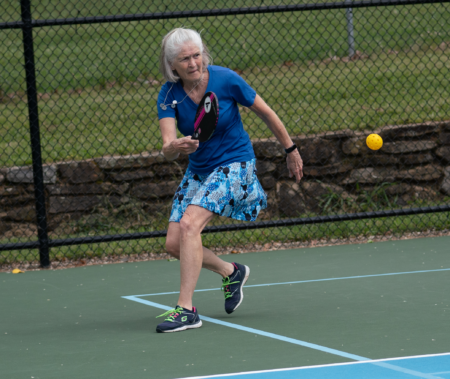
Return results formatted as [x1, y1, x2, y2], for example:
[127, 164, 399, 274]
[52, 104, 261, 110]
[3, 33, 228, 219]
[249, 94, 303, 183]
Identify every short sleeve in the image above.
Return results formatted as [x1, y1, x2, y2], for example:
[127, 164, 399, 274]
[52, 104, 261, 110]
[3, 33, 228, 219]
[157, 82, 176, 119]
[228, 69, 256, 107]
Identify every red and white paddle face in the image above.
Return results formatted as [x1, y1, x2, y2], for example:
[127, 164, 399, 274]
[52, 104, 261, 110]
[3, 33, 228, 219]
[192, 92, 219, 143]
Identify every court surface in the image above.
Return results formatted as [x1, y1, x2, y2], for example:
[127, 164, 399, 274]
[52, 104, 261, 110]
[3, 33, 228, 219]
[1, 235, 450, 379]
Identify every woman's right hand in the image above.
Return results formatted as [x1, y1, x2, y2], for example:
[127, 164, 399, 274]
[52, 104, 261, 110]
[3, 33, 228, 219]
[160, 118, 198, 160]
[170, 136, 199, 155]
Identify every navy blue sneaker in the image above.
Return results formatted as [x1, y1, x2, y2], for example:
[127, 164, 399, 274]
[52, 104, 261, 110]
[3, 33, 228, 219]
[222, 262, 250, 314]
[156, 306, 202, 333]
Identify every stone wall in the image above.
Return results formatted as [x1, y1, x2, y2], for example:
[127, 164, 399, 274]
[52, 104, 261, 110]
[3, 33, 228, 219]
[1, 121, 449, 237]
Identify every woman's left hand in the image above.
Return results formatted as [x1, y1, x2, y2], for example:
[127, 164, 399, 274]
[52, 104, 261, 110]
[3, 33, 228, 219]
[286, 149, 303, 183]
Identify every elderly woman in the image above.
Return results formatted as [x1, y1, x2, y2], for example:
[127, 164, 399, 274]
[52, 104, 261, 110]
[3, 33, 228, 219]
[155, 28, 303, 333]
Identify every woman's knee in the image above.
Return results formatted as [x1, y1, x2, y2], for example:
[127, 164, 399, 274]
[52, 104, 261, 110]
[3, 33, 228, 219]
[179, 212, 200, 236]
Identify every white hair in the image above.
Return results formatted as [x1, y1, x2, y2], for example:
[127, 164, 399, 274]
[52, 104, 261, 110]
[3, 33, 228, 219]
[159, 28, 212, 83]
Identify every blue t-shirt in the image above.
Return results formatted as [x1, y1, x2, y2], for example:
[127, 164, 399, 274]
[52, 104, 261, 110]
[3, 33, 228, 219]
[157, 65, 256, 175]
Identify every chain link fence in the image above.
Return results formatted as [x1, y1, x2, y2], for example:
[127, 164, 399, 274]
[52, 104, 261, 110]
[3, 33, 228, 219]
[1, 0, 450, 269]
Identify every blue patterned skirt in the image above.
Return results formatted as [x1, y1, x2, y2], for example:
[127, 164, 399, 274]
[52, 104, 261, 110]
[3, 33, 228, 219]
[169, 159, 267, 222]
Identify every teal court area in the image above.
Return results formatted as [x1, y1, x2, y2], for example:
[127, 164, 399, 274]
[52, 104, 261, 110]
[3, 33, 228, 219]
[1, 235, 450, 379]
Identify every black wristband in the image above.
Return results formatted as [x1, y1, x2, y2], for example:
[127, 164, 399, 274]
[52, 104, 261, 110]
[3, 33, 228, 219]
[284, 144, 297, 154]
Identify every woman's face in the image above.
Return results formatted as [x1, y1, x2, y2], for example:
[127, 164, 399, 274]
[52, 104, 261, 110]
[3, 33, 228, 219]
[171, 41, 203, 84]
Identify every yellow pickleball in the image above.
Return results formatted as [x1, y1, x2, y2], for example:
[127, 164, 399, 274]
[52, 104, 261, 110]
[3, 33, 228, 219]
[366, 134, 383, 150]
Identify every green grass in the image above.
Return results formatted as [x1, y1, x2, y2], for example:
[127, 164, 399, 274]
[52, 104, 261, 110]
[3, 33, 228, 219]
[1, 0, 368, 22]
[1, 211, 449, 265]
[1, 46, 449, 167]
[1, 3, 449, 93]
[1, 3, 450, 167]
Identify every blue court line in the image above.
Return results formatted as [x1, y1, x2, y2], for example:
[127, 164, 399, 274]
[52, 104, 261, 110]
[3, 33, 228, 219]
[131, 267, 450, 298]
[122, 296, 442, 379]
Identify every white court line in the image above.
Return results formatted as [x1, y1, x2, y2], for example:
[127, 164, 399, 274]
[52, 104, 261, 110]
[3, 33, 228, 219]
[122, 296, 368, 361]
[123, 296, 445, 379]
[173, 353, 450, 379]
[131, 267, 450, 298]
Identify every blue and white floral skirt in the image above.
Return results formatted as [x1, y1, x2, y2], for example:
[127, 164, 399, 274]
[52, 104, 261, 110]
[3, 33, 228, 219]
[169, 158, 267, 223]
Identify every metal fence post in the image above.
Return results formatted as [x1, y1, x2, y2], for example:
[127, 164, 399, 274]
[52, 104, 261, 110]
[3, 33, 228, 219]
[345, 0, 355, 57]
[20, 0, 51, 267]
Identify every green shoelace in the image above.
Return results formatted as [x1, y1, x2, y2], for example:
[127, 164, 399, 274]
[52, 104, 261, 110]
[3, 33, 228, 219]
[221, 277, 240, 299]
[156, 307, 184, 322]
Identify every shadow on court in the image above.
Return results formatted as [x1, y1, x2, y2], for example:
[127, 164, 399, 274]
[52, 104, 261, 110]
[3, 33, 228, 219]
[1, 235, 450, 379]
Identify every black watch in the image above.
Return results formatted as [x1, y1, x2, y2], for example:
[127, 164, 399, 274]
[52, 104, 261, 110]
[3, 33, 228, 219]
[284, 144, 297, 154]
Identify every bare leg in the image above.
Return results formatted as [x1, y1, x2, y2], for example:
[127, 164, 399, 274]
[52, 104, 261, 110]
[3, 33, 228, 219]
[173, 205, 234, 310]
[166, 222, 234, 279]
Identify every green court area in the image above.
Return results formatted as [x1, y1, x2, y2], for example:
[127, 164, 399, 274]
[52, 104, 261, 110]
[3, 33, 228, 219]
[1, 235, 450, 379]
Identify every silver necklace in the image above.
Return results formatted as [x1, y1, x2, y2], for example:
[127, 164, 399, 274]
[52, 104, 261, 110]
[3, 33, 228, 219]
[160, 75, 204, 111]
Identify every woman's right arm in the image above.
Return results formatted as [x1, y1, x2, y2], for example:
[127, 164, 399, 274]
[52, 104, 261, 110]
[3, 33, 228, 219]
[159, 117, 199, 161]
